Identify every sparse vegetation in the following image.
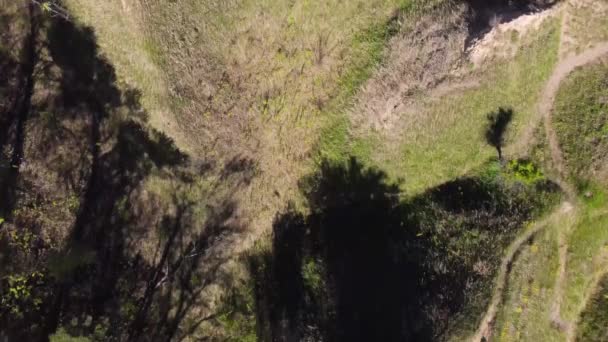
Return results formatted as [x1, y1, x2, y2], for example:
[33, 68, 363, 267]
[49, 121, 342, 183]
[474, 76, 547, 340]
[490, 210, 565, 342]
[554, 62, 608, 187]
[2, 0, 608, 340]
[492, 47, 608, 342]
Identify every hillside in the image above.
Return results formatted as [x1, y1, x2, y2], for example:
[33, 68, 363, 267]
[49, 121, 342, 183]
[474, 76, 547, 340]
[0, 0, 607, 341]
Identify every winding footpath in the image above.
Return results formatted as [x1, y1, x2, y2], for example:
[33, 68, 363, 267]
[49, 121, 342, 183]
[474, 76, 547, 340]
[470, 29, 608, 342]
[470, 203, 574, 342]
[540, 42, 608, 198]
[542, 42, 608, 342]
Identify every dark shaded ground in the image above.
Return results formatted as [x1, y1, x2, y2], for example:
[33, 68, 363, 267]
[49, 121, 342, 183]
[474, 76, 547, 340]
[463, 0, 559, 49]
[0, 6, 254, 342]
[248, 158, 560, 342]
[576, 273, 608, 342]
[0, 2, 39, 218]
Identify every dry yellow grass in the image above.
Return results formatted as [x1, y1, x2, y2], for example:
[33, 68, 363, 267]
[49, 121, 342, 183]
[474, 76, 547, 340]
[560, 0, 608, 57]
[61, 0, 428, 271]
[62, 0, 190, 152]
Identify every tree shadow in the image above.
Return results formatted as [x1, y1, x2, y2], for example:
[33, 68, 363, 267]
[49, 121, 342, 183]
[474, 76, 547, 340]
[249, 208, 310, 341]
[0, 8, 243, 341]
[252, 158, 429, 341]
[249, 157, 560, 341]
[37, 15, 195, 339]
[0, 3, 40, 218]
[485, 107, 514, 161]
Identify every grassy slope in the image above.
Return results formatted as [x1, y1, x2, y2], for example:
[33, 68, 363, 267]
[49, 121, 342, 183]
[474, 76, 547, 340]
[60, 0, 425, 254]
[491, 211, 567, 342]
[62, 0, 183, 150]
[553, 63, 608, 187]
[561, 0, 608, 56]
[52, 1, 453, 340]
[491, 52, 608, 341]
[13, 0, 605, 340]
[554, 62, 608, 328]
[332, 17, 561, 195]
[395, 18, 559, 194]
[241, 159, 560, 342]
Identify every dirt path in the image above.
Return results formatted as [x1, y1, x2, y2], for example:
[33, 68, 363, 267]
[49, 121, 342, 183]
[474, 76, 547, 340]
[471, 15, 608, 340]
[540, 42, 608, 198]
[550, 202, 576, 335]
[470, 203, 573, 342]
[541, 41, 608, 341]
[517, 43, 608, 170]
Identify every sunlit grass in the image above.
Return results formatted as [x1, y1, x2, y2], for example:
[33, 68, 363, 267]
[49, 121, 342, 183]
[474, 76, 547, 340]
[353, 18, 561, 195]
[491, 221, 563, 342]
[62, 0, 183, 149]
[561, 0, 608, 56]
[398, 19, 560, 193]
[563, 207, 608, 322]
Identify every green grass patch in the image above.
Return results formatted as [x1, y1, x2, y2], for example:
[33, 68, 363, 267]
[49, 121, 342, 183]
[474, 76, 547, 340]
[49, 328, 91, 342]
[316, 0, 455, 164]
[507, 159, 546, 184]
[580, 182, 607, 210]
[216, 283, 258, 342]
[316, 13, 403, 163]
[369, 18, 561, 194]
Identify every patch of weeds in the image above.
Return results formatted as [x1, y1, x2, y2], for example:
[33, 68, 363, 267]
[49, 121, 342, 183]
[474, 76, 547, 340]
[316, 0, 457, 164]
[8, 229, 35, 252]
[479, 159, 502, 183]
[507, 159, 545, 184]
[317, 13, 402, 163]
[120, 299, 138, 322]
[564, 211, 608, 321]
[301, 258, 324, 293]
[39, 111, 60, 130]
[65, 195, 80, 212]
[491, 223, 561, 342]
[0, 271, 45, 320]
